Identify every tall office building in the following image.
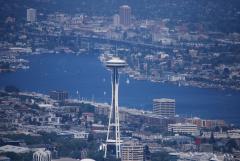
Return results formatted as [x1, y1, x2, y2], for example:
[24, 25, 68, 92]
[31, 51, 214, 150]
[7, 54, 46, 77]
[121, 141, 144, 161]
[153, 98, 175, 117]
[119, 5, 131, 26]
[113, 14, 120, 26]
[104, 57, 127, 159]
[27, 8, 37, 22]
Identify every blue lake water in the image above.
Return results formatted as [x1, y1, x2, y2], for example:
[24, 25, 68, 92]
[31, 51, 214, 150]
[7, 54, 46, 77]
[0, 53, 240, 125]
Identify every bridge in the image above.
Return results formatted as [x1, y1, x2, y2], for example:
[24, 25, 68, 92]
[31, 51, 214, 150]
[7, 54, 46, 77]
[25, 32, 175, 51]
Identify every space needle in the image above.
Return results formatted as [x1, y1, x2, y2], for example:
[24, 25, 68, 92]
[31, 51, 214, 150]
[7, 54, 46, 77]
[104, 57, 127, 159]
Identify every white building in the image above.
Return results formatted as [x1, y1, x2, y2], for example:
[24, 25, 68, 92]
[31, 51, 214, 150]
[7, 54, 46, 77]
[168, 123, 198, 135]
[80, 159, 95, 161]
[169, 152, 230, 161]
[121, 141, 144, 161]
[9, 47, 32, 53]
[152, 27, 170, 43]
[201, 132, 228, 139]
[228, 129, 240, 139]
[0, 145, 30, 154]
[31, 113, 61, 125]
[52, 158, 95, 161]
[59, 131, 89, 139]
[169, 75, 186, 82]
[119, 5, 131, 26]
[201, 130, 240, 139]
[107, 30, 123, 40]
[113, 14, 120, 26]
[132, 132, 162, 140]
[27, 8, 37, 22]
[73, 131, 89, 139]
[153, 98, 175, 117]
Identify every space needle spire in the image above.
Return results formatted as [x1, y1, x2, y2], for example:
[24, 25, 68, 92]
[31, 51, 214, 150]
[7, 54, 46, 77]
[104, 57, 127, 159]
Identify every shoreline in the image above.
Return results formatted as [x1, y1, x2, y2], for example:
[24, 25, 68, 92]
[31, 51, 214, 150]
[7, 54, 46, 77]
[99, 53, 240, 92]
[2, 90, 232, 126]
[0, 52, 240, 125]
[1, 46, 240, 92]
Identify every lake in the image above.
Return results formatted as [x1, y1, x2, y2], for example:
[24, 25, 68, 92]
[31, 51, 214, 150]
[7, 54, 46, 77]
[0, 53, 240, 125]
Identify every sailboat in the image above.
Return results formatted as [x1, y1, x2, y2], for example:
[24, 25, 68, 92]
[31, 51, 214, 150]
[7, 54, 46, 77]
[126, 78, 130, 84]
[178, 82, 181, 87]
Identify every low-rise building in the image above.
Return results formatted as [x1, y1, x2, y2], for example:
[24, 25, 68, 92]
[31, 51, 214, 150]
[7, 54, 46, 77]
[201, 132, 228, 139]
[0, 145, 30, 154]
[132, 132, 162, 141]
[121, 141, 144, 161]
[168, 123, 198, 135]
[58, 131, 89, 140]
[91, 124, 106, 133]
[186, 117, 226, 128]
[82, 112, 94, 122]
[73, 131, 89, 139]
[199, 143, 213, 152]
[94, 104, 109, 116]
[169, 152, 231, 161]
[201, 130, 240, 139]
[49, 90, 68, 101]
[0, 156, 10, 161]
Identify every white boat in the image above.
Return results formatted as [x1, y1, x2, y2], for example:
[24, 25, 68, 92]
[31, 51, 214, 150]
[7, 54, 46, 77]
[126, 78, 130, 84]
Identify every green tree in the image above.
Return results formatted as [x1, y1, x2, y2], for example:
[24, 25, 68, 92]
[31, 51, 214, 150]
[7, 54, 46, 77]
[151, 152, 171, 161]
[5, 152, 33, 161]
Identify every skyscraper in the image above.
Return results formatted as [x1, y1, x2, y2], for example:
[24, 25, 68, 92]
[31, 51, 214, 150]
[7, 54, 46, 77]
[153, 98, 176, 117]
[113, 14, 120, 27]
[119, 5, 131, 26]
[27, 8, 37, 22]
[104, 57, 127, 159]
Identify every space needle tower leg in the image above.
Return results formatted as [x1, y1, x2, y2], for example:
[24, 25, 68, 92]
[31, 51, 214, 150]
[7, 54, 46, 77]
[114, 67, 121, 158]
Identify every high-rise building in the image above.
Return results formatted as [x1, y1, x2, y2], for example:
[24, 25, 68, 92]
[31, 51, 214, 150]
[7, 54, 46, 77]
[113, 14, 120, 26]
[119, 5, 131, 26]
[104, 57, 127, 159]
[27, 8, 37, 22]
[153, 98, 175, 117]
[121, 141, 144, 161]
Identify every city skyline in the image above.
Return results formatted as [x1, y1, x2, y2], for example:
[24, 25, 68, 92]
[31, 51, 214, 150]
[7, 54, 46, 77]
[0, 1, 240, 161]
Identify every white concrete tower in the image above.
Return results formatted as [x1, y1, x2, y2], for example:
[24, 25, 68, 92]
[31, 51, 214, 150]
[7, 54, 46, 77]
[104, 57, 127, 159]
